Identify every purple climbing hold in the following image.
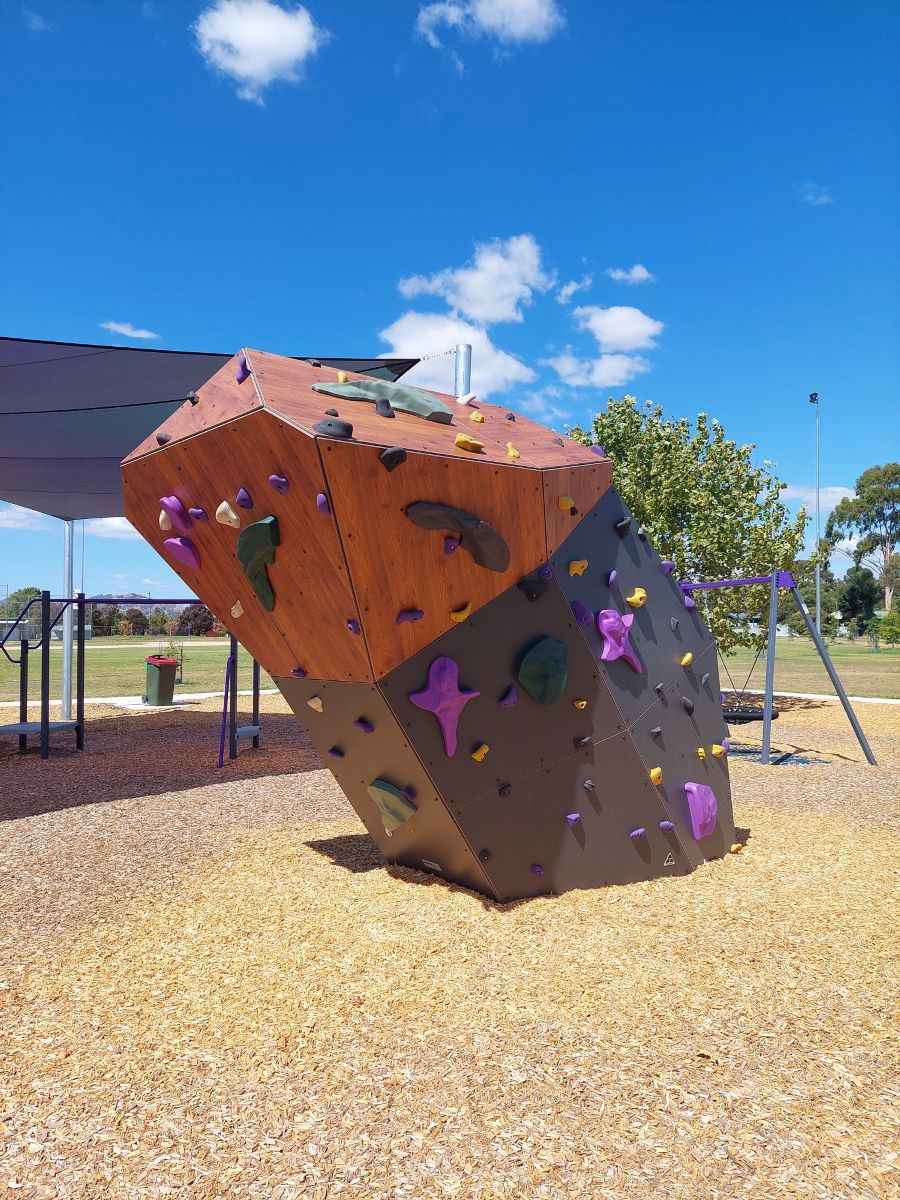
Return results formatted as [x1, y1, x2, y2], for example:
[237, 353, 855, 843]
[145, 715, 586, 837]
[684, 593, 698, 611]
[538, 565, 553, 581]
[659, 819, 676, 832]
[402, 785, 417, 802]
[163, 537, 200, 571]
[660, 561, 676, 576]
[570, 600, 592, 626]
[565, 812, 581, 828]
[530, 863, 545, 875]
[235, 352, 251, 383]
[347, 619, 361, 635]
[408, 656, 480, 757]
[629, 827, 647, 840]
[353, 717, 374, 733]
[316, 492, 331, 516]
[590, 445, 606, 457]
[396, 608, 425, 624]
[269, 474, 290, 494]
[159, 495, 192, 534]
[596, 609, 643, 673]
[188, 507, 208, 522]
[328, 746, 345, 759]
[290, 667, 307, 679]
[498, 683, 517, 707]
[607, 570, 618, 588]
[722, 738, 731, 753]
[443, 536, 459, 555]
[236, 487, 253, 510]
[684, 782, 718, 840]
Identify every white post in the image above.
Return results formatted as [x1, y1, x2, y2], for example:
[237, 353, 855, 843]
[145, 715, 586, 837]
[454, 343, 472, 399]
[62, 519, 74, 720]
[810, 392, 821, 633]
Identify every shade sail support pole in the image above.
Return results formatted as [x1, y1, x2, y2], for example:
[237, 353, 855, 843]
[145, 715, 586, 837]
[61, 520, 74, 721]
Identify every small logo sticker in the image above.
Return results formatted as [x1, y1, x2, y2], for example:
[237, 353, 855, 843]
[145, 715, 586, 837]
[664, 852, 675, 867]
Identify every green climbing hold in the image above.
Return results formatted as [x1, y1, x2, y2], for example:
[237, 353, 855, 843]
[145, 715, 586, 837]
[516, 636, 569, 706]
[236, 515, 281, 611]
[312, 380, 453, 424]
[367, 777, 417, 833]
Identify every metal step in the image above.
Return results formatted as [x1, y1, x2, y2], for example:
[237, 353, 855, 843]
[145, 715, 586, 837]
[234, 724, 261, 740]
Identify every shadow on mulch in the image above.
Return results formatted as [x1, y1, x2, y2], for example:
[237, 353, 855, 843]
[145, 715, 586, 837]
[1, 706, 322, 821]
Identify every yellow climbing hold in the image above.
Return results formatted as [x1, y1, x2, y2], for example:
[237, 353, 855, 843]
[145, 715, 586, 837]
[230, 600, 244, 619]
[306, 695, 324, 713]
[450, 601, 472, 622]
[626, 587, 647, 608]
[215, 500, 240, 528]
[558, 495, 575, 511]
[455, 433, 484, 454]
[158, 510, 172, 531]
[506, 442, 520, 459]
[469, 410, 485, 423]
[573, 699, 588, 710]
[696, 747, 706, 760]
[568, 559, 588, 577]
[730, 843, 743, 854]
[680, 652, 694, 667]
[471, 743, 490, 762]
[649, 767, 663, 785]
[337, 370, 349, 383]
[711, 743, 726, 758]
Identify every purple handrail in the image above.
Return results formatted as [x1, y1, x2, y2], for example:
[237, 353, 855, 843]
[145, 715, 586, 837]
[679, 571, 796, 592]
[217, 653, 235, 769]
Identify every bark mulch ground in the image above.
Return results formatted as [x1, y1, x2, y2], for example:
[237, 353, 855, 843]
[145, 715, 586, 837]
[1, 695, 898, 1199]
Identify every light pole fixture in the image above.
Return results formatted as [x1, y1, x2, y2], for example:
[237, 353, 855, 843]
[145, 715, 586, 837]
[809, 392, 821, 633]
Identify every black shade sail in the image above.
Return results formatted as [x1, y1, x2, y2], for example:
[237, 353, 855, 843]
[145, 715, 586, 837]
[0, 338, 417, 520]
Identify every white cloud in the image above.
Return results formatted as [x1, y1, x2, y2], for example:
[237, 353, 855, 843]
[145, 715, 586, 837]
[399, 234, 554, 325]
[517, 388, 569, 423]
[0, 504, 50, 531]
[193, 0, 329, 103]
[556, 275, 592, 304]
[100, 321, 160, 340]
[542, 350, 652, 389]
[142, 578, 164, 585]
[780, 484, 854, 510]
[605, 263, 655, 285]
[800, 181, 833, 207]
[23, 9, 52, 33]
[417, 0, 565, 50]
[572, 304, 664, 353]
[84, 518, 142, 540]
[379, 311, 535, 397]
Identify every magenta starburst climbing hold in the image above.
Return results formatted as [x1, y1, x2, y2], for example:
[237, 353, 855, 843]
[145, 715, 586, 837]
[596, 609, 643, 673]
[684, 781, 718, 840]
[408, 656, 480, 757]
[163, 537, 200, 570]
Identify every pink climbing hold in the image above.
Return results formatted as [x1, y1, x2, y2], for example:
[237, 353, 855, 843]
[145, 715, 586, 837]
[408, 656, 480, 757]
[596, 609, 643, 673]
[684, 781, 718, 840]
[269, 474, 290, 494]
[316, 492, 331, 516]
[159, 495, 192, 534]
[235, 352, 251, 383]
[163, 537, 200, 571]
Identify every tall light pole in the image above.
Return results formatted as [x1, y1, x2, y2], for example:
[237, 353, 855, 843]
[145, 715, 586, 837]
[809, 392, 821, 633]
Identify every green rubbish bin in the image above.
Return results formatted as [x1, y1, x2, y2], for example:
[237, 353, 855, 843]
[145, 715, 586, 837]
[144, 655, 179, 706]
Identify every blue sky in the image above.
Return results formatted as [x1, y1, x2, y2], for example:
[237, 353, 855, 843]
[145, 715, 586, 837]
[2, 0, 898, 603]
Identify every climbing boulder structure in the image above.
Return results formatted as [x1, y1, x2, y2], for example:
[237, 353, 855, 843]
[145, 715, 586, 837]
[122, 349, 735, 901]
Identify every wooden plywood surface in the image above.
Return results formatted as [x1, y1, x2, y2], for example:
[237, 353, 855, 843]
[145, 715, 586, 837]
[248, 349, 603, 469]
[542, 461, 613, 557]
[320, 439, 547, 679]
[122, 408, 372, 681]
[124, 353, 261, 464]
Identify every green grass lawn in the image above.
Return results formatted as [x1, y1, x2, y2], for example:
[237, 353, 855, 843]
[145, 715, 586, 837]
[0, 636, 274, 704]
[2, 633, 897, 705]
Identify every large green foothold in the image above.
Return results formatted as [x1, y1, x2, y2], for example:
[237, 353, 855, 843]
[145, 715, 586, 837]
[516, 636, 569, 706]
[312, 380, 454, 424]
[236, 515, 281, 611]
[367, 778, 417, 833]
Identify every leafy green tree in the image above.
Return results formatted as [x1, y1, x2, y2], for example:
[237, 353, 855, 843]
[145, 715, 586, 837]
[776, 558, 839, 631]
[91, 603, 121, 636]
[836, 567, 880, 635]
[568, 397, 807, 653]
[147, 608, 167, 635]
[879, 606, 900, 645]
[176, 604, 214, 636]
[124, 606, 149, 636]
[4, 585, 40, 620]
[825, 463, 899, 610]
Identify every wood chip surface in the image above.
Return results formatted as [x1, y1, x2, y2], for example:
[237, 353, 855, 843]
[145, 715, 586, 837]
[1, 695, 898, 1198]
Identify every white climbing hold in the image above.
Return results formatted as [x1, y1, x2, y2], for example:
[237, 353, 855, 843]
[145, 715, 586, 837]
[216, 500, 240, 528]
[158, 510, 172, 531]
[230, 600, 244, 618]
[456, 392, 477, 407]
[307, 695, 324, 712]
